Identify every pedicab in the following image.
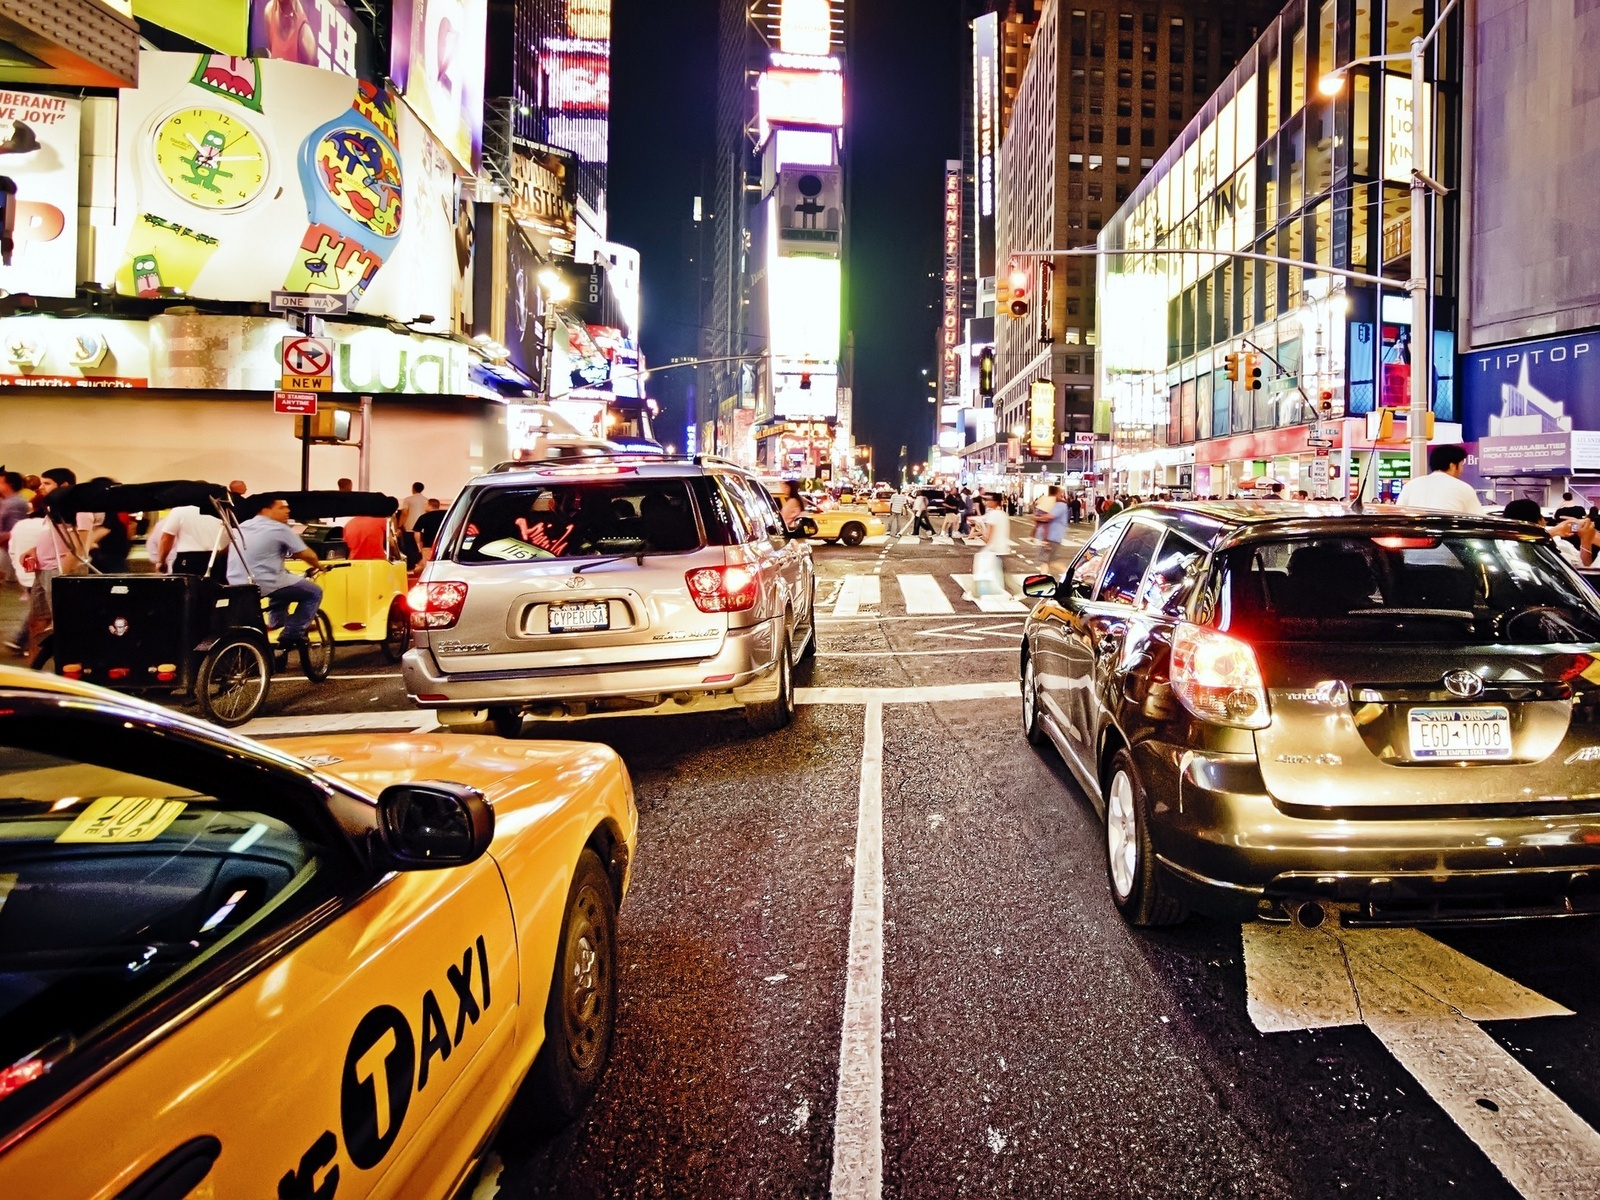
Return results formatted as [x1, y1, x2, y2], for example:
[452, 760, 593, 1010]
[272, 490, 411, 661]
[42, 480, 333, 727]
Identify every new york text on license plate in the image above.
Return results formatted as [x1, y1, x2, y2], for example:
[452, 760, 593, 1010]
[549, 602, 609, 632]
[1407, 706, 1512, 760]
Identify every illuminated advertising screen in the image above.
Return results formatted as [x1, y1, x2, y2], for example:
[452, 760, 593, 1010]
[508, 138, 578, 259]
[0, 91, 80, 300]
[779, 0, 833, 55]
[776, 166, 842, 257]
[758, 69, 844, 140]
[1029, 381, 1057, 458]
[971, 13, 997, 279]
[774, 370, 838, 420]
[768, 256, 841, 362]
[940, 160, 962, 401]
[134, 0, 251, 54]
[249, 0, 371, 78]
[526, 0, 611, 171]
[390, 0, 487, 173]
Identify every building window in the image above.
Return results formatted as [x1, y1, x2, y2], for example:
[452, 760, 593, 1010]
[1141, 99, 1155, 118]
[1088, 125, 1103, 143]
[1088, 214, 1103, 230]
[1141, 127, 1155, 146]
[1118, 12, 1133, 32]
[1088, 154, 1103, 170]
[1142, 11, 1157, 34]
[1140, 157, 1153, 170]
[1068, 153, 1084, 170]
[1143, 40, 1157, 61]
[1065, 327, 1082, 345]
[1119, 38, 1132, 59]
[1087, 182, 1103, 201]
[1142, 70, 1156, 89]
[1089, 9, 1105, 57]
[1117, 126, 1131, 145]
[1068, 181, 1084, 200]
[1115, 183, 1130, 202]
[1118, 97, 1132, 117]
[1169, 70, 1183, 91]
[1091, 67, 1105, 88]
[1194, 74, 1208, 95]
[1067, 298, 1081, 316]
[1168, 101, 1182, 121]
[1070, 122, 1085, 142]
[1067, 215, 1083, 229]
[1116, 156, 1131, 172]
[1067, 269, 1082, 286]
[1117, 68, 1133, 87]
[1089, 93, 1104, 115]
[1064, 355, 1081, 373]
[1071, 93, 1085, 115]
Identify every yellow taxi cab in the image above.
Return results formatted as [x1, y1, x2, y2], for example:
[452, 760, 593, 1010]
[0, 666, 637, 1199]
[763, 487, 886, 547]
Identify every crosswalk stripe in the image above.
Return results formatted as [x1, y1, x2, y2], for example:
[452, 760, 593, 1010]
[834, 575, 881, 617]
[952, 574, 1029, 613]
[896, 574, 955, 614]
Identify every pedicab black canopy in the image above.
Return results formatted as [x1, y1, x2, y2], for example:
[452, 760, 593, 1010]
[250, 491, 399, 521]
[45, 479, 233, 520]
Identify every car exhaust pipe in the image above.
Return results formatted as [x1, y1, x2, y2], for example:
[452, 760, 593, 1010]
[1289, 900, 1327, 930]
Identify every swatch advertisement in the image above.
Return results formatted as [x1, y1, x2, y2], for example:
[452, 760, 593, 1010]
[113, 52, 470, 327]
[0, 91, 80, 299]
[390, 0, 487, 173]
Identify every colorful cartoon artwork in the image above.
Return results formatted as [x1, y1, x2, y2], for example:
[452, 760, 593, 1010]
[189, 55, 265, 112]
[131, 254, 161, 296]
[283, 222, 386, 299]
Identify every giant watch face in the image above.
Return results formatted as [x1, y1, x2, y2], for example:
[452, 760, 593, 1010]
[151, 108, 269, 210]
[313, 127, 404, 240]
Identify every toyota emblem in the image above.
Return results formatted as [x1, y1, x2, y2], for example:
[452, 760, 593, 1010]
[1443, 670, 1484, 699]
[564, 576, 590, 589]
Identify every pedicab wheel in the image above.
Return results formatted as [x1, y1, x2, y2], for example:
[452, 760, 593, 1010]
[381, 598, 410, 663]
[196, 637, 271, 728]
[299, 611, 334, 683]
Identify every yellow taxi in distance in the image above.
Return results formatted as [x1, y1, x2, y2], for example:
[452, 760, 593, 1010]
[0, 666, 637, 1199]
[764, 489, 886, 547]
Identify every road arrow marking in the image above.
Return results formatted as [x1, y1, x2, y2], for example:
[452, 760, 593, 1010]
[1242, 924, 1600, 1198]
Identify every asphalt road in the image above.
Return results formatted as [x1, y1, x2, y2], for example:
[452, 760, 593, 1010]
[229, 521, 1600, 1199]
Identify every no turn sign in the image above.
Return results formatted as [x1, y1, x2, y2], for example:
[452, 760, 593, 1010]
[280, 335, 334, 392]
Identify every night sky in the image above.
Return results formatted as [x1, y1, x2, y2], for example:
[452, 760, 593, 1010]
[610, 0, 970, 474]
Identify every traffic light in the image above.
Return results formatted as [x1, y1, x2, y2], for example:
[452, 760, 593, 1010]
[1224, 352, 1241, 383]
[799, 372, 813, 391]
[1319, 389, 1334, 416]
[1246, 353, 1264, 392]
[978, 347, 995, 399]
[996, 274, 1012, 312]
[1006, 262, 1031, 318]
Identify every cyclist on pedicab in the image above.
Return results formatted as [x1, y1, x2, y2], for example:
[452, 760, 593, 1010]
[227, 493, 322, 647]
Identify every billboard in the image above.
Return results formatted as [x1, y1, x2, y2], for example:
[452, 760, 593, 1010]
[1029, 381, 1057, 458]
[971, 13, 997, 280]
[1461, 331, 1600, 443]
[0, 91, 79, 299]
[248, 0, 371, 78]
[768, 256, 841, 362]
[503, 212, 544, 380]
[134, 0, 251, 54]
[939, 160, 962, 402]
[779, 0, 833, 55]
[390, 0, 487, 173]
[113, 53, 471, 325]
[775, 166, 841, 256]
[774, 370, 837, 420]
[758, 69, 844, 140]
[508, 139, 578, 259]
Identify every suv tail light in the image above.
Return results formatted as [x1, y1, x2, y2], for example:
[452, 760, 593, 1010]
[408, 581, 469, 630]
[1170, 623, 1271, 729]
[686, 549, 760, 613]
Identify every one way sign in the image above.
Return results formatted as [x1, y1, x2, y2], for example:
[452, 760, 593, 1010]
[280, 336, 334, 392]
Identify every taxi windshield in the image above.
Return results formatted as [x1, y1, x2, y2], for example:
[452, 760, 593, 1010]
[0, 716, 330, 1106]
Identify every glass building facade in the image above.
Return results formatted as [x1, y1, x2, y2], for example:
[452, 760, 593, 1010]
[1097, 0, 1462, 500]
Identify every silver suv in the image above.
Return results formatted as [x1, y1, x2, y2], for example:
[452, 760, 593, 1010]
[401, 457, 816, 735]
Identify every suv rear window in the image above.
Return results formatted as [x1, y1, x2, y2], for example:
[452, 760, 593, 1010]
[1214, 534, 1600, 645]
[452, 478, 717, 563]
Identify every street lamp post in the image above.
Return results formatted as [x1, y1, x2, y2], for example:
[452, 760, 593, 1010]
[1318, 0, 1460, 479]
[537, 269, 571, 404]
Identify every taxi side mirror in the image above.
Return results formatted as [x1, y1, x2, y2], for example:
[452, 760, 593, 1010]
[378, 781, 494, 870]
[1021, 574, 1058, 599]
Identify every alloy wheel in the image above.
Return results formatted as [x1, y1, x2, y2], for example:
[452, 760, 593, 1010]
[1106, 769, 1139, 900]
[563, 883, 612, 1073]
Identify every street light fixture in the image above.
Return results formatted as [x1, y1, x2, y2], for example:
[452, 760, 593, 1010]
[1316, 0, 1460, 479]
[537, 270, 571, 403]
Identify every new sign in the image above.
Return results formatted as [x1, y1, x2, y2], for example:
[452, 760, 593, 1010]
[280, 335, 334, 391]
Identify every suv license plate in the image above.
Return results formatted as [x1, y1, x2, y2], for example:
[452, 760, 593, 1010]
[1407, 706, 1512, 761]
[549, 602, 610, 633]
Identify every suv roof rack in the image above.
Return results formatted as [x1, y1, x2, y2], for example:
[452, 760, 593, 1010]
[485, 451, 755, 475]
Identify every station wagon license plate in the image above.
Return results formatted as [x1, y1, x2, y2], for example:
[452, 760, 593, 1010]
[1407, 706, 1512, 761]
[548, 602, 610, 633]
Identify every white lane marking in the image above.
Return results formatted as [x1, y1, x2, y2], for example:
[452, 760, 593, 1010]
[897, 574, 955, 615]
[951, 574, 1029, 614]
[1242, 924, 1600, 1198]
[834, 576, 881, 618]
[243, 710, 441, 736]
[821, 613, 1021, 624]
[798, 681, 1016, 706]
[824, 648, 1017, 657]
[915, 621, 1023, 643]
[818, 578, 845, 610]
[829, 700, 884, 1200]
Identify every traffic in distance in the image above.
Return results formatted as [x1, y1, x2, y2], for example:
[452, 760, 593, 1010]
[7, 455, 1600, 1197]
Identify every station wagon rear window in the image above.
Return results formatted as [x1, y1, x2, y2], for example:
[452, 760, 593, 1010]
[1214, 535, 1600, 645]
[454, 480, 716, 563]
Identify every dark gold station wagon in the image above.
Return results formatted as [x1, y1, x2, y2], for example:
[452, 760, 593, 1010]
[1019, 502, 1600, 929]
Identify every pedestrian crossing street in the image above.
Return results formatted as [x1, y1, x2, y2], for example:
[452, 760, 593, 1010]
[821, 570, 1044, 617]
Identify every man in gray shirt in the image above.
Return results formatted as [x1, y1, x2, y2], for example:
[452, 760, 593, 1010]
[226, 494, 323, 644]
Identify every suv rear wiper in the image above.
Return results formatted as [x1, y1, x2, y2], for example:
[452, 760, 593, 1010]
[572, 555, 632, 573]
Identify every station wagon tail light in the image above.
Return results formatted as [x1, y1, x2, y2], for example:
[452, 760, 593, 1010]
[408, 581, 469, 630]
[686, 549, 760, 613]
[1170, 623, 1271, 730]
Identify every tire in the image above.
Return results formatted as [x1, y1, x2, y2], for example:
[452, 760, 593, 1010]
[488, 706, 523, 739]
[525, 848, 617, 1129]
[798, 582, 817, 661]
[1022, 654, 1046, 747]
[840, 522, 867, 547]
[196, 636, 271, 728]
[299, 611, 334, 683]
[1104, 748, 1187, 927]
[380, 598, 409, 663]
[796, 517, 818, 539]
[745, 630, 795, 733]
